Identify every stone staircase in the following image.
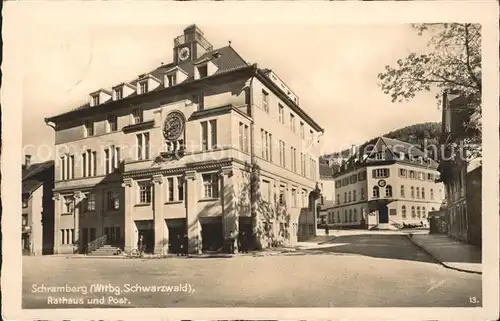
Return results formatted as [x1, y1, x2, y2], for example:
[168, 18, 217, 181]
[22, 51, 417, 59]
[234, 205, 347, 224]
[87, 245, 122, 256]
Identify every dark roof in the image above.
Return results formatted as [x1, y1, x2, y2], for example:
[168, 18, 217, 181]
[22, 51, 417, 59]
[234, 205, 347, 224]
[22, 160, 54, 181]
[22, 179, 43, 195]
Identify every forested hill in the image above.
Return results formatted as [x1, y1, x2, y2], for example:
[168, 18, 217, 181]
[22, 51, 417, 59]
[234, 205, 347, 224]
[321, 122, 441, 164]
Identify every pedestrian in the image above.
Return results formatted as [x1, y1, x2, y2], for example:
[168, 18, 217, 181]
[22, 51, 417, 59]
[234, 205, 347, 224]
[238, 231, 246, 253]
[325, 224, 329, 236]
[228, 230, 236, 254]
[174, 234, 181, 256]
[183, 234, 189, 256]
[138, 234, 144, 254]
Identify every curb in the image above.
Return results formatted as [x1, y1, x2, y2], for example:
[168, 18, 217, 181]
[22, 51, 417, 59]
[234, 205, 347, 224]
[406, 234, 482, 275]
[318, 236, 336, 245]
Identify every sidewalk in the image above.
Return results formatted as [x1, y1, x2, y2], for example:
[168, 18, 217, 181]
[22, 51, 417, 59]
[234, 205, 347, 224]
[408, 233, 482, 274]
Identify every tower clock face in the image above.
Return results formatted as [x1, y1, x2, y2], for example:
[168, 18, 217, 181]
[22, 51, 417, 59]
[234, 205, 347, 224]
[178, 47, 190, 61]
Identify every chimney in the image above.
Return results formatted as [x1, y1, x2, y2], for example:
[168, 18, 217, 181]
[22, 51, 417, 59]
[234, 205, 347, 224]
[25, 154, 32, 168]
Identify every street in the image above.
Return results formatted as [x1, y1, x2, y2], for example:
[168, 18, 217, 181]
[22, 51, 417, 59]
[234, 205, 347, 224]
[22, 234, 482, 308]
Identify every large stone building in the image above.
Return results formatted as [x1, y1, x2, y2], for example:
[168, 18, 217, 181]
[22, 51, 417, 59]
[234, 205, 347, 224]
[323, 137, 445, 229]
[21, 155, 55, 255]
[45, 25, 324, 255]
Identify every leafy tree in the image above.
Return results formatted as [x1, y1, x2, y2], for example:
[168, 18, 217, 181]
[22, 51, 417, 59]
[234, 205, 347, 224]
[377, 23, 481, 150]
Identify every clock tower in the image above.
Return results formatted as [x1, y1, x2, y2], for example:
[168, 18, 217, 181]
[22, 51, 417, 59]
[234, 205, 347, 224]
[173, 25, 214, 65]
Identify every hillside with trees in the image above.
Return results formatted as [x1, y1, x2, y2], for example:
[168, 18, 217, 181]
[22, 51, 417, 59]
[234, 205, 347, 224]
[321, 121, 441, 171]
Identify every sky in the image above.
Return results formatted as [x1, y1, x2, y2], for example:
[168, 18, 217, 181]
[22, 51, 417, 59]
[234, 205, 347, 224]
[22, 23, 441, 162]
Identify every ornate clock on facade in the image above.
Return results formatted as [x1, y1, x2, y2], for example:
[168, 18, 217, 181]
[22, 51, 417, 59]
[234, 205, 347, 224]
[163, 111, 185, 141]
[178, 47, 190, 61]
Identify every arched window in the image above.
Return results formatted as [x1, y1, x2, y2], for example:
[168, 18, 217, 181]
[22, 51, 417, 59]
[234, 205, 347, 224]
[411, 186, 415, 198]
[421, 188, 425, 199]
[400, 185, 405, 198]
[402, 205, 407, 218]
[336, 194, 340, 204]
[353, 190, 357, 201]
[373, 186, 380, 198]
[430, 189, 434, 200]
[416, 187, 420, 199]
[422, 207, 426, 218]
[411, 206, 416, 218]
[344, 192, 347, 203]
[417, 206, 421, 218]
[348, 191, 352, 202]
[349, 209, 353, 222]
[385, 185, 393, 197]
[354, 209, 358, 222]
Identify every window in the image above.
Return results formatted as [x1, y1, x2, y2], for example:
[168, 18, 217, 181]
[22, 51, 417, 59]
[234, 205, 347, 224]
[139, 81, 148, 94]
[63, 196, 74, 213]
[167, 73, 177, 87]
[402, 205, 407, 219]
[167, 177, 174, 202]
[262, 90, 269, 113]
[372, 168, 390, 178]
[289, 113, 295, 132]
[416, 187, 420, 199]
[422, 207, 426, 218]
[201, 122, 208, 151]
[278, 104, 284, 124]
[197, 65, 208, 78]
[337, 211, 341, 223]
[209, 120, 217, 149]
[418, 172, 425, 180]
[114, 87, 123, 100]
[411, 206, 416, 218]
[417, 207, 421, 218]
[107, 191, 120, 210]
[361, 187, 365, 199]
[136, 133, 150, 160]
[401, 185, 405, 198]
[375, 152, 384, 160]
[344, 210, 348, 222]
[409, 171, 416, 179]
[335, 180, 341, 188]
[176, 177, 184, 201]
[278, 186, 286, 206]
[291, 188, 297, 207]
[85, 193, 96, 212]
[105, 145, 120, 174]
[279, 140, 286, 167]
[349, 209, 353, 222]
[22, 214, 27, 226]
[410, 186, 415, 198]
[300, 122, 305, 138]
[427, 173, 434, 181]
[202, 173, 219, 199]
[22, 199, 28, 208]
[421, 188, 425, 199]
[291, 147, 297, 172]
[261, 180, 271, 202]
[336, 194, 340, 205]
[372, 186, 380, 198]
[261, 130, 272, 161]
[348, 191, 352, 202]
[193, 92, 205, 111]
[344, 192, 347, 203]
[353, 209, 357, 222]
[84, 120, 94, 137]
[430, 189, 434, 200]
[353, 190, 357, 201]
[107, 115, 117, 132]
[92, 95, 100, 106]
[138, 183, 151, 204]
[385, 185, 393, 197]
[399, 169, 407, 177]
[132, 108, 143, 124]
[81, 150, 95, 177]
[358, 171, 367, 181]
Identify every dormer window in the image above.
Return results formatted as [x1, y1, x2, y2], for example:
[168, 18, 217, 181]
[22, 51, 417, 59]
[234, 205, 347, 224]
[375, 152, 384, 160]
[84, 120, 94, 137]
[91, 95, 100, 106]
[107, 114, 117, 132]
[114, 87, 123, 100]
[399, 152, 405, 160]
[139, 81, 148, 94]
[132, 108, 143, 124]
[166, 73, 177, 87]
[197, 64, 208, 78]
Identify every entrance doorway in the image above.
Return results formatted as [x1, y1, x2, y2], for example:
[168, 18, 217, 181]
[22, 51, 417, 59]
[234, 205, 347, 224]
[378, 204, 389, 224]
[200, 217, 223, 252]
[137, 229, 154, 253]
[166, 218, 186, 254]
[239, 217, 253, 251]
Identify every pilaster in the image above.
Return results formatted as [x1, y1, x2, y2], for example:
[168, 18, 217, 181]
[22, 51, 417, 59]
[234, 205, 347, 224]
[153, 174, 167, 254]
[122, 178, 134, 253]
[220, 166, 238, 241]
[185, 170, 201, 254]
[52, 192, 61, 254]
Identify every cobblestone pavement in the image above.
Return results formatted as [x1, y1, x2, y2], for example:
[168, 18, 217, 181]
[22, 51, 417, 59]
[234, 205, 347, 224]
[23, 234, 481, 308]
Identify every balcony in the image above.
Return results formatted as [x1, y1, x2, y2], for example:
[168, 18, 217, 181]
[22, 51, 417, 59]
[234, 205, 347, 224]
[174, 34, 213, 51]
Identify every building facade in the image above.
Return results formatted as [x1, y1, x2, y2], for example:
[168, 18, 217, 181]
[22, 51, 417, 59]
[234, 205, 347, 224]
[317, 161, 335, 228]
[21, 155, 55, 255]
[45, 25, 323, 255]
[323, 137, 445, 229]
[438, 92, 482, 246]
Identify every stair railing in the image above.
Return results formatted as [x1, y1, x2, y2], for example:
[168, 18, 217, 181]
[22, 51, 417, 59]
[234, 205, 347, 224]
[86, 234, 108, 254]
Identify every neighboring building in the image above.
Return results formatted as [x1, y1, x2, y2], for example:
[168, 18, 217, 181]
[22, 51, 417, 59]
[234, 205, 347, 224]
[44, 25, 324, 255]
[21, 155, 55, 255]
[438, 91, 482, 246]
[324, 137, 445, 229]
[317, 160, 335, 228]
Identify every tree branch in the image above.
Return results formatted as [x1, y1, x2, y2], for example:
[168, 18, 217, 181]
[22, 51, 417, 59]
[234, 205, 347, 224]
[464, 23, 482, 91]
